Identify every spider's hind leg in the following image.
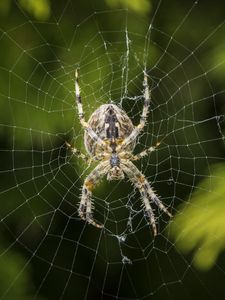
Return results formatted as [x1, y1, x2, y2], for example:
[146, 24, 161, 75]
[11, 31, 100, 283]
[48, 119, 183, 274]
[147, 188, 172, 218]
[121, 160, 172, 236]
[78, 184, 103, 229]
[78, 161, 110, 229]
[79, 181, 103, 229]
[78, 198, 86, 221]
[142, 194, 157, 236]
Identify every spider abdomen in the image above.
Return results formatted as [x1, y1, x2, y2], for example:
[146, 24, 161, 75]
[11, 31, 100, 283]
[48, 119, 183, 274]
[84, 104, 135, 156]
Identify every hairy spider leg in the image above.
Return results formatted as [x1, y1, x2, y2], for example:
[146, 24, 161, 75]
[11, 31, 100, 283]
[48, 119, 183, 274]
[121, 160, 172, 236]
[120, 70, 151, 149]
[65, 141, 89, 162]
[65, 141, 105, 166]
[130, 142, 161, 161]
[75, 69, 106, 149]
[79, 161, 111, 228]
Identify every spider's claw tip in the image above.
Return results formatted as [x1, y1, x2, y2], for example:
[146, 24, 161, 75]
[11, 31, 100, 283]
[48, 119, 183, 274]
[168, 211, 173, 218]
[97, 224, 104, 229]
[86, 213, 104, 229]
[151, 226, 157, 237]
[88, 220, 104, 229]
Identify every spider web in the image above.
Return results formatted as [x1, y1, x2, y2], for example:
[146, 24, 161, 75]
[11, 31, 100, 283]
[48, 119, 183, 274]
[0, 1, 225, 299]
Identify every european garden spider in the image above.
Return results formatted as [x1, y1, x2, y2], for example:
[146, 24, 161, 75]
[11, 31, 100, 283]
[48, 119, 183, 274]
[66, 69, 172, 236]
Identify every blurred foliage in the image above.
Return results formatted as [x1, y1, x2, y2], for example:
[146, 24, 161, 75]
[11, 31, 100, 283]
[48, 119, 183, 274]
[210, 41, 225, 82]
[0, 0, 152, 20]
[0, 0, 11, 16]
[169, 163, 225, 271]
[105, 0, 152, 15]
[19, 0, 51, 21]
[0, 246, 45, 300]
[0, 0, 51, 20]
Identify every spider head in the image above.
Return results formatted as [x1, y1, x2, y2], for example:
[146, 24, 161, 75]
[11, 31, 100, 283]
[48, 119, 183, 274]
[107, 166, 124, 181]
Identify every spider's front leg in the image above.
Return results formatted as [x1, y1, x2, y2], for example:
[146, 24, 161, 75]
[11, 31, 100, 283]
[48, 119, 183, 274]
[74, 69, 106, 149]
[79, 161, 111, 228]
[120, 70, 151, 149]
[121, 160, 172, 236]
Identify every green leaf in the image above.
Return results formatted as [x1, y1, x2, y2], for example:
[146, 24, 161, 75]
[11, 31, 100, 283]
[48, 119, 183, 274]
[19, 0, 51, 21]
[169, 163, 225, 271]
[105, 0, 152, 15]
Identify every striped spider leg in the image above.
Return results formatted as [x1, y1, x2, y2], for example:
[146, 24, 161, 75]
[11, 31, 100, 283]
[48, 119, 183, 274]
[118, 70, 151, 150]
[75, 69, 107, 150]
[121, 141, 161, 161]
[79, 161, 111, 228]
[121, 160, 172, 236]
[65, 141, 89, 163]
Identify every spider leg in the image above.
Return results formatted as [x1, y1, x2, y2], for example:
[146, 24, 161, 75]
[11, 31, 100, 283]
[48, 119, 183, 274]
[66, 141, 104, 166]
[74, 69, 106, 149]
[140, 70, 151, 129]
[120, 70, 151, 149]
[79, 161, 111, 228]
[66, 141, 89, 162]
[121, 160, 172, 236]
[130, 142, 161, 161]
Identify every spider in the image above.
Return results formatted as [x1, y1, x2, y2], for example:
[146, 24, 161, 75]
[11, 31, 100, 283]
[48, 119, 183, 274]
[66, 69, 172, 236]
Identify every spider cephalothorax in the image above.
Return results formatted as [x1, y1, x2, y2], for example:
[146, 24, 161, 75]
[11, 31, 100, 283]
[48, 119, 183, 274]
[66, 69, 172, 236]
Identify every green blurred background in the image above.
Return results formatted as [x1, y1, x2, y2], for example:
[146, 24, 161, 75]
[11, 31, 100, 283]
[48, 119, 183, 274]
[0, 0, 225, 299]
